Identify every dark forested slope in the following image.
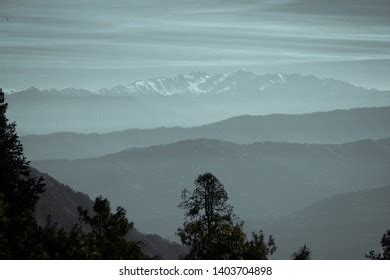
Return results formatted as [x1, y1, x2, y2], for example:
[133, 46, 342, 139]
[33, 168, 185, 259]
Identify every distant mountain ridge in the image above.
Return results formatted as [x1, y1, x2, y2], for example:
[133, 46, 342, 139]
[22, 106, 390, 160]
[9, 70, 382, 97]
[263, 184, 390, 259]
[97, 70, 307, 96]
[7, 71, 390, 134]
[13, 87, 97, 97]
[32, 137, 390, 238]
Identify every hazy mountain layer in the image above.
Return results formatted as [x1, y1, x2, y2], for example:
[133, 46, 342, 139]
[32, 138, 390, 239]
[33, 168, 186, 259]
[7, 71, 390, 134]
[9, 71, 377, 97]
[22, 106, 390, 160]
[262, 185, 390, 259]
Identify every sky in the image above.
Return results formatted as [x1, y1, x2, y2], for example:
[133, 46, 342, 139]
[1, 0, 390, 90]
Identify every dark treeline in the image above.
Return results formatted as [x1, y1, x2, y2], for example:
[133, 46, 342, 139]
[366, 230, 390, 260]
[0, 90, 388, 260]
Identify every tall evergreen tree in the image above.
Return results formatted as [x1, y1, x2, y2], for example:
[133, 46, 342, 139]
[0, 89, 45, 259]
[177, 173, 242, 259]
[177, 172, 276, 260]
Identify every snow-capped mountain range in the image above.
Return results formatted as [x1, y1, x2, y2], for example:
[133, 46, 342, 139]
[7, 70, 390, 135]
[11, 70, 367, 97]
[97, 70, 351, 96]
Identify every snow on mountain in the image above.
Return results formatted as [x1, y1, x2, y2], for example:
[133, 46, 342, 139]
[2, 89, 17, 95]
[260, 73, 288, 91]
[10, 70, 361, 97]
[99, 71, 214, 96]
[98, 70, 297, 96]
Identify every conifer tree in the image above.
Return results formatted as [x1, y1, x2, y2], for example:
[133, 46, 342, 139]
[78, 196, 147, 259]
[177, 173, 242, 259]
[177, 172, 276, 260]
[0, 89, 45, 259]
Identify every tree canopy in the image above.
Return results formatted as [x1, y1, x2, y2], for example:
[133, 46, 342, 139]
[77, 196, 147, 259]
[177, 172, 276, 260]
[0, 89, 45, 259]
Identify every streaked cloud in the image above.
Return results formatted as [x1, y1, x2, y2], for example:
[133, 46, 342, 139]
[0, 0, 389, 89]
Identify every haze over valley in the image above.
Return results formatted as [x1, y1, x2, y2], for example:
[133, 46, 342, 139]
[32, 138, 390, 238]
[6, 71, 390, 135]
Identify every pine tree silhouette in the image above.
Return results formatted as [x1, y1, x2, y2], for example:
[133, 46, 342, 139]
[177, 172, 276, 260]
[0, 89, 45, 259]
[78, 196, 147, 259]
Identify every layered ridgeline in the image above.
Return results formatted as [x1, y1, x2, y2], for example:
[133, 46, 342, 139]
[32, 138, 390, 240]
[22, 106, 390, 160]
[7, 71, 390, 134]
[262, 184, 390, 259]
[33, 168, 186, 259]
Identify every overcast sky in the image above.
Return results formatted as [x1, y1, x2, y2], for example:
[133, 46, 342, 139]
[1, 0, 390, 90]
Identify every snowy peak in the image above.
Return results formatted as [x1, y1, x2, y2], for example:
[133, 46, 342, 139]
[99, 70, 298, 96]
[10, 71, 361, 97]
[2, 88, 17, 95]
[106, 71, 213, 96]
[259, 73, 288, 91]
